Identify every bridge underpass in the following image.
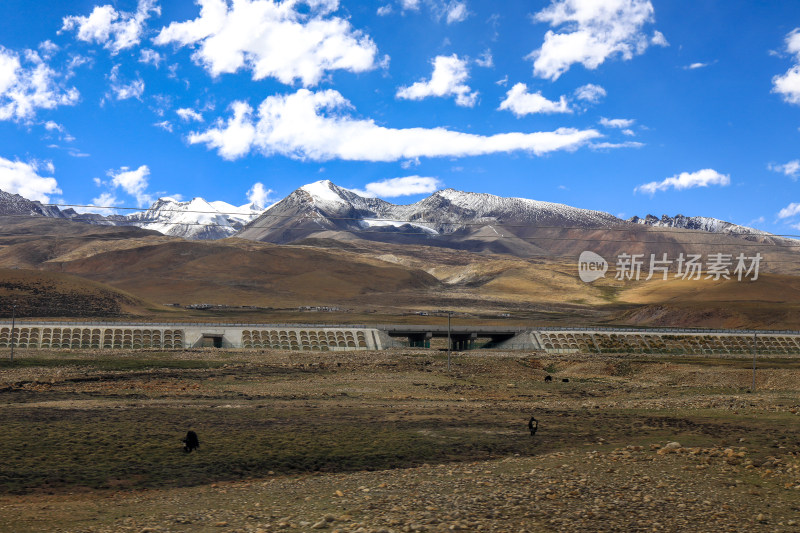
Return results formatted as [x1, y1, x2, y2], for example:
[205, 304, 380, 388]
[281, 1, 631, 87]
[376, 325, 528, 350]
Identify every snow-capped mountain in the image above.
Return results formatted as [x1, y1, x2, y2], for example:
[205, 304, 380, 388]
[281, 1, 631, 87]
[236, 179, 622, 250]
[629, 214, 769, 238]
[123, 197, 263, 240]
[1, 183, 784, 255]
[59, 195, 264, 240]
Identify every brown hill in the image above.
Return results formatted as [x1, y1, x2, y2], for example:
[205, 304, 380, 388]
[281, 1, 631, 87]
[0, 268, 165, 318]
[39, 239, 441, 308]
[2, 214, 800, 329]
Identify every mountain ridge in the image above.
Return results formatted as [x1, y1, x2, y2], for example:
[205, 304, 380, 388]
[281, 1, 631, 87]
[0, 182, 779, 248]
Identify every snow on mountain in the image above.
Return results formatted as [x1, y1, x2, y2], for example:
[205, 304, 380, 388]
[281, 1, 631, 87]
[629, 214, 769, 237]
[394, 188, 620, 230]
[237, 180, 623, 245]
[126, 197, 264, 240]
[59, 195, 265, 240]
[0, 189, 65, 218]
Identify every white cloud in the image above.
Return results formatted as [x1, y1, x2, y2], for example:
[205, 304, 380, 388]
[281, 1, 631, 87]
[246, 182, 273, 207]
[400, 0, 421, 11]
[0, 48, 80, 122]
[779, 203, 800, 219]
[573, 83, 606, 103]
[590, 140, 643, 150]
[684, 62, 708, 70]
[599, 117, 635, 128]
[635, 168, 730, 195]
[80, 192, 120, 214]
[529, 0, 659, 80]
[44, 121, 64, 132]
[651, 30, 668, 47]
[189, 88, 601, 162]
[108, 165, 152, 207]
[154, 120, 173, 132]
[495, 75, 508, 86]
[0, 156, 61, 202]
[38, 40, 60, 59]
[396, 54, 478, 107]
[377, 5, 393, 16]
[773, 29, 800, 105]
[107, 65, 145, 101]
[445, 2, 469, 24]
[351, 176, 442, 198]
[154, 0, 377, 87]
[769, 160, 800, 179]
[139, 49, 165, 67]
[476, 49, 493, 68]
[177, 107, 204, 122]
[61, 0, 161, 54]
[65, 55, 94, 80]
[498, 83, 571, 116]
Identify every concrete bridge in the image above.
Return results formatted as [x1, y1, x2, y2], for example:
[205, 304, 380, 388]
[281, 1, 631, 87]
[2, 321, 800, 354]
[375, 324, 529, 350]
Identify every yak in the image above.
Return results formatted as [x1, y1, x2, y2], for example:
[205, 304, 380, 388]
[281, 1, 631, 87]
[182, 430, 200, 453]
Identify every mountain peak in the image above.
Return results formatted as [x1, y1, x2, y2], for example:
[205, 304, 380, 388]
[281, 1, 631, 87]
[300, 180, 350, 204]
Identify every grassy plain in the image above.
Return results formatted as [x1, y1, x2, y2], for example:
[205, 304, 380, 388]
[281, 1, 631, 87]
[0, 348, 799, 531]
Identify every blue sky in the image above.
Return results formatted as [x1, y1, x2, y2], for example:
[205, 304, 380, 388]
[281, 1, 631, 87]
[2, 0, 800, 233]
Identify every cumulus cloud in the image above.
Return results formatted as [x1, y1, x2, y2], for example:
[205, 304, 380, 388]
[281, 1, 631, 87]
[769, 160, 800, 180]
[107, 65, 144, 101]
[684, 61, 709, 70]
[78, 192, 120, 214]
[351, 176, 442, 197]
[773, 29, 800, 105]
[62, 0, 161, 54]
[154, 0, 377, 87]
[0, 48, 80, 122]
[108, 164, 153, 206]
[177, 107, 204, 122]
[396, 54, 478, 107]
[38, 40, 60, 59]
[0, 156, 61, 202]
[529, 0, 661, 80]
[573, 83, 606, 103]
[246, 182, 273, 207]
[778, 202, 800, 219]
[445, 2, 469, 24]
[476, 49, 493, 68]
[400, 0, 421, 11]
[188, 88, 601, 161]
[498, 83, 571, 116]
[635, 168, 730, 195]
[651, 30, 668, 47]
[377, 4, 393, 16]
[599, 117, 635, 128]
[139, 48, 165, 67]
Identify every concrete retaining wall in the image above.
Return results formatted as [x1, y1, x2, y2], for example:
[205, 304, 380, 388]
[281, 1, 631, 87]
[0, 323, 383, 351]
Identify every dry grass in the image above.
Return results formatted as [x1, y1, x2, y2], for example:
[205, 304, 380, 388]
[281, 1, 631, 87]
[0, 348, 799, 531]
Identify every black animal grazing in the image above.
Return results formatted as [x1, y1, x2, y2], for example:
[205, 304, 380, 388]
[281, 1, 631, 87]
[182, 430, 200, 453]
[544, 375, 552, 382]
[528, 416, 538, 437]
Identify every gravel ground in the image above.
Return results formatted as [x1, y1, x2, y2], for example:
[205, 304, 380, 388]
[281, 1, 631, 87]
[1, 348, 799, 532]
